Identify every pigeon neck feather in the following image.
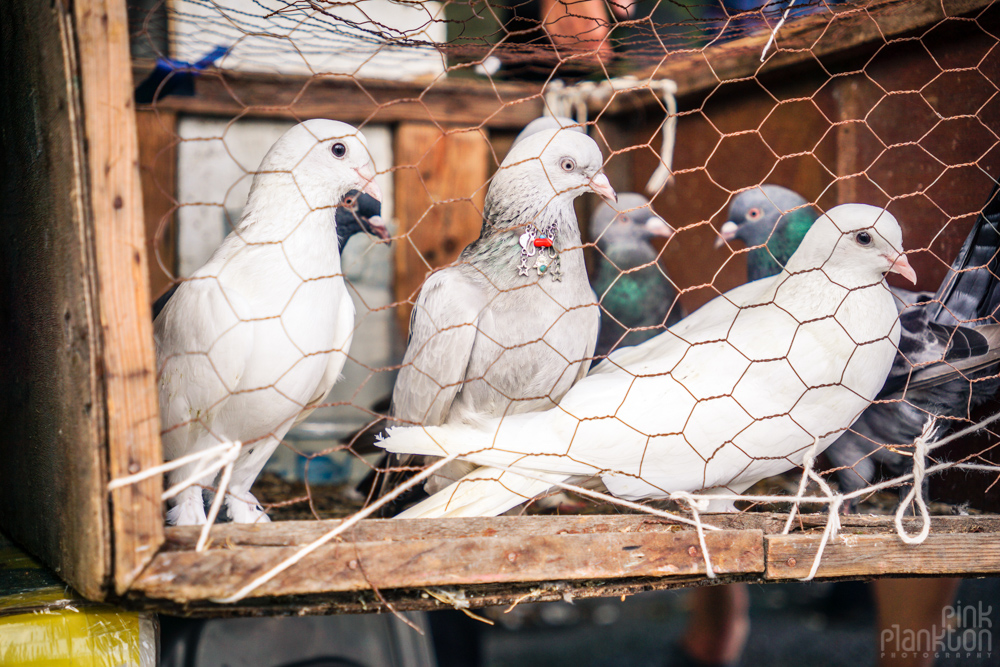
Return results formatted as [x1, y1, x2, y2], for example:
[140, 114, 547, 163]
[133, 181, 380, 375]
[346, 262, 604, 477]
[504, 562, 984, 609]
[481, 172, 580, 241]
[227, 172, 345, 278]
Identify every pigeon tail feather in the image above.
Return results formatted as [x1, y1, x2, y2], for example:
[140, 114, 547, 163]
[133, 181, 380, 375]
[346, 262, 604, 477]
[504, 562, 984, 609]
[928, 184, 1000, 326]
[396, 467, 566, 519]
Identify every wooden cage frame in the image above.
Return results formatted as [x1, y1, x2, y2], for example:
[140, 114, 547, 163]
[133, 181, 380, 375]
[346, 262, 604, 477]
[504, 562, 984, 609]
[2, 0, 1000, 616]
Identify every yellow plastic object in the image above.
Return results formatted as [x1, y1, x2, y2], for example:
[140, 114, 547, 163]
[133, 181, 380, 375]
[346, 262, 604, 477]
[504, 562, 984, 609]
[0, 537, 157, 666]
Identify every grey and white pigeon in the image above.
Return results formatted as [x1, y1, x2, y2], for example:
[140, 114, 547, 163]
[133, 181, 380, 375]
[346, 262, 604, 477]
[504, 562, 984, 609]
[377, 204, 916, 518]
[590, 193, 680, 357]
[378, 128, 616, 499]
[156, 119, 382, 525]
[824, 185, 1000, 509]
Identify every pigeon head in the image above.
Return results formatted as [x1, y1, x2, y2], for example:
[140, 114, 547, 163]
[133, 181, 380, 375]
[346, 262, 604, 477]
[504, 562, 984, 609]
[786, 203, 917, 286]
[335, 189, 389, 250]
[589, 193, 673, 251]
[512, 115, 585, 146]
[717, 185, 819, 281]
[492, 128, 617, 212]
[251, 119, 382, 215]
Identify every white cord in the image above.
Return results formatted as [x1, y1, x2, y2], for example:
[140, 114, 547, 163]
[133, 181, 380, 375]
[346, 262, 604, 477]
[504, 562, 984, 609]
[761, 0, 798, 62]
[544, 76, 678, 194]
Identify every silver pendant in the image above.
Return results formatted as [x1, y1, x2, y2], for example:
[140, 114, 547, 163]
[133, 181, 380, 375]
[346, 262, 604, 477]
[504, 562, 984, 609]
[518, 224, 561, 279]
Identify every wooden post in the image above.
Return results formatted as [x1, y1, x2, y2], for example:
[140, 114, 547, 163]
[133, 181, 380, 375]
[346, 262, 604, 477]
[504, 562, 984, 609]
[0, 0, 111, 601]
[136, 110, 179, 300]
[392, 123, 491, 334]
[73, 0, 164, 594]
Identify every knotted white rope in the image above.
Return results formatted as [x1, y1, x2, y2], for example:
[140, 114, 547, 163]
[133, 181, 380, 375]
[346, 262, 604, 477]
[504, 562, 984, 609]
[895, 417, 935, 544]
[544, 76, 678, 195]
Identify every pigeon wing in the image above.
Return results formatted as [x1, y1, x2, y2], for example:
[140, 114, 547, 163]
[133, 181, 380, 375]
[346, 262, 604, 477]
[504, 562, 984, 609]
[154, 277, 254, 458]
[391, 267, 487, 425]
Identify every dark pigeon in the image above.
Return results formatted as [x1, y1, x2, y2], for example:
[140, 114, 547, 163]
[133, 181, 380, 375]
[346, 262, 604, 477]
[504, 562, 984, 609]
[717, 185, 819, 281]
[589, 193, 682, 357]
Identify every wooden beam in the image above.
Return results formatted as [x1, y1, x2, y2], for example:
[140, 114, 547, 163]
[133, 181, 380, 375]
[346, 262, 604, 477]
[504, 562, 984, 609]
[122, 572, 737, 617]
[159, 514, 769, 549]
[392, 122, 490, 334]
[129, 0, 993, 130]
[134, 64, 545, 130]
[74, 0, 164, 594]
[132, 527, 763, 602]
[766, 532, 1000, 579]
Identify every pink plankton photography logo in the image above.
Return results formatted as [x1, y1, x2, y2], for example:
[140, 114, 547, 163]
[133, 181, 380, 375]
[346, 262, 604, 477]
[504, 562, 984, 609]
[881, 600, 993, 661]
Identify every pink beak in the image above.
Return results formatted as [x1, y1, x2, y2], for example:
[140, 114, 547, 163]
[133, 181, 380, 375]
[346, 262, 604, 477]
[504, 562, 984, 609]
[589, 173, 618, 205]
[887, 253, 917, 284]
[355, 164, 383, 202]
[644, 216, 675, 239]
[714, 220, 739, 249]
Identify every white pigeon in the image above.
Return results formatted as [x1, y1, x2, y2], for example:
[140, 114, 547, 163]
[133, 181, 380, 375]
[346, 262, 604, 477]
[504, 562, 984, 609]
[378, 204, 917, 517]
[383, 128, 616, 497]
[156, 119, 382, 525]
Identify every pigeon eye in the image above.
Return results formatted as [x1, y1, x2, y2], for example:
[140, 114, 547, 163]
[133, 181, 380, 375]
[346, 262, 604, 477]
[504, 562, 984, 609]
[855, 231, 873, 246]
[331, 142, 348, 159]
[747, 207, 763, 221]
[560, 157, 576, 172]
[342, 194, 356, 207]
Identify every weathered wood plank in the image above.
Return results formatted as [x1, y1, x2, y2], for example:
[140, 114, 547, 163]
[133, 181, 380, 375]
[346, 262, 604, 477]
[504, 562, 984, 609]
[132, 528, 763, 602]
[134, 64, 545, 129]
[629, 0, 995, 106]
[74, 0, 164, 594]
[162, 514, 770, 549]
[766, 532, 1000, 579]
[127, 514, 1000, 612]
[786, 514, 1000, 533]
[161, 513, 1000, 551]
[392, 122, 490, 334]
[124, 572, 750, 617]
[0, 0, 110, 601]
[136, 110, 178, 300]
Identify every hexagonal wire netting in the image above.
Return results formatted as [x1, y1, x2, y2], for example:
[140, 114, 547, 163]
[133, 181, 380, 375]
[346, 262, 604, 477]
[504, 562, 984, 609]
[120, 0, 1000, 599]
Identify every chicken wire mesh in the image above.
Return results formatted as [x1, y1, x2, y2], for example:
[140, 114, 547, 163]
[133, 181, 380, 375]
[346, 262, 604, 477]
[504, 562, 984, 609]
[116, 0, 1000, 599]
